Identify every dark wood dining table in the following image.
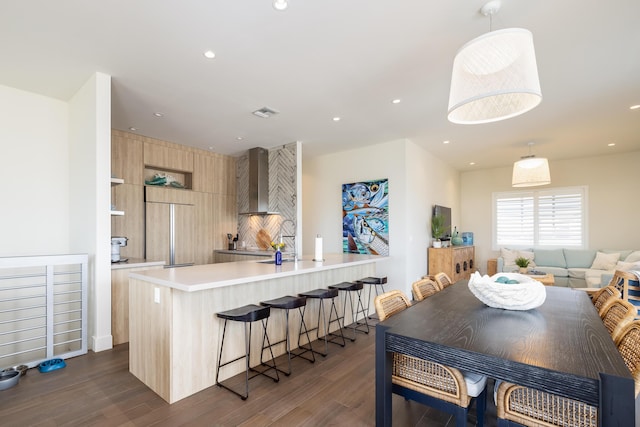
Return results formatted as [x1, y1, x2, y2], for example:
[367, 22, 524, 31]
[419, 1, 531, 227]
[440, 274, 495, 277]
[375, 281, 635, 426]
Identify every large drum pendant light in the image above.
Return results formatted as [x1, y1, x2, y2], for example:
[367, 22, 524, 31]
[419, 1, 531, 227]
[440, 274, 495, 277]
[448, 1, 542, 124]
[512, 142, 550, 187]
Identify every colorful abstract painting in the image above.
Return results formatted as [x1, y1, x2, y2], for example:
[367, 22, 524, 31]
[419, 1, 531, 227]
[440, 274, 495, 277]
[342, 179, 389, 255]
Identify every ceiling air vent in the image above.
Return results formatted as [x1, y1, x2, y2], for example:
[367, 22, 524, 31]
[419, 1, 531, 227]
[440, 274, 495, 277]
[252, 107, 279, 118]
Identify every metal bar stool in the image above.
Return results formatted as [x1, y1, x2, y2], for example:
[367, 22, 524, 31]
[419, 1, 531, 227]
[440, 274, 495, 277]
[260, 295, 315, 376]
[215, 304, 279, 400]
[329, 281, 369, 339]
[358, 276, 388, 320]
[298, 288, 346, 357]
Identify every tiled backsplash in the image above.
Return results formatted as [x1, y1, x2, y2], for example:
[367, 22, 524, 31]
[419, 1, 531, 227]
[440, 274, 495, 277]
[237, 143, 297, 250]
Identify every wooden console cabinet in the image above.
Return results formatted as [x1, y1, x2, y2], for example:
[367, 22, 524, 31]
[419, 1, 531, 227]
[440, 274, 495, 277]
[428, 246, 475, 282]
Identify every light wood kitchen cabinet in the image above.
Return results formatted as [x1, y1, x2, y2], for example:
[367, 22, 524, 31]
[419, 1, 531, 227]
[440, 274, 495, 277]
[111, 261, 163, 345]
[222, 155, 237, 196]
[193, 153, 216, 194]
[193, 191, 214, 265]
[111, 130, 144, 184]
[193, 153, 237, 195]
[212, 193, 238, 250]
[213, 252, 270, 263]
[111, 130, 238, 266]
[111, 183, 144, 259]
[144, 141, 194, 172]
[428, 246, 475, 283]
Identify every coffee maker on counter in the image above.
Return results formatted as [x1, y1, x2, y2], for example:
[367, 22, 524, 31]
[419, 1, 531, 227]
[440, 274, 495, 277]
[111, 236, 128, 263]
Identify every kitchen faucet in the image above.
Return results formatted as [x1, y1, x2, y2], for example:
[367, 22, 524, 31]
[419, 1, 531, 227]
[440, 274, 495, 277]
[279, 219, 297, 261]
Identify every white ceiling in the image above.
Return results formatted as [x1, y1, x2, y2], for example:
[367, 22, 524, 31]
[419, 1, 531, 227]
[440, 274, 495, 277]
[2, 0, 639, 170]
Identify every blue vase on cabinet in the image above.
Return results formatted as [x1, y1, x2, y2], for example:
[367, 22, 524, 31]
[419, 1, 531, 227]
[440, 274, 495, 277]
[275, 249, 282, 265]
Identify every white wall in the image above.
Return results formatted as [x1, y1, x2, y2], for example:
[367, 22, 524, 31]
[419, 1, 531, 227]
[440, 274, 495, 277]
[68, 72, 113, 352]
[302, 139, 460, 297]
[460, 150, 640, 274]
[0, 75, 112, 353]
[0, 85, 70, 255]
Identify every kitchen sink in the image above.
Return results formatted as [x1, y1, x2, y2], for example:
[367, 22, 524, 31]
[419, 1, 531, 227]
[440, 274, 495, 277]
[257, 258, 298, 264]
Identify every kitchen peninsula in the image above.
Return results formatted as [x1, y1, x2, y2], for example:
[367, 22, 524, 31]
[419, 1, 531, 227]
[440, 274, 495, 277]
[128, 253, 385, 403]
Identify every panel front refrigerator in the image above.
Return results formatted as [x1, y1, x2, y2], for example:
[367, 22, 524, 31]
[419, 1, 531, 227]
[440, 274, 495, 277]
[145, 201, 195, 267]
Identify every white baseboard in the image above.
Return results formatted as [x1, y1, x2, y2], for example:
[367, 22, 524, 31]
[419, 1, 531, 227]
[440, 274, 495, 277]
[91, 334, 113, 352]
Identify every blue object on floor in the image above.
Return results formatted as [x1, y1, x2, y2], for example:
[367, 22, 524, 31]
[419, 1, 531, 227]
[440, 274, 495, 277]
[38, 358, 66, 373]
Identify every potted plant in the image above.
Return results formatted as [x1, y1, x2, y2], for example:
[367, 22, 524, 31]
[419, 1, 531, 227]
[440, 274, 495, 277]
[515, 256, 531, 273]
[431, 214, 446, 248]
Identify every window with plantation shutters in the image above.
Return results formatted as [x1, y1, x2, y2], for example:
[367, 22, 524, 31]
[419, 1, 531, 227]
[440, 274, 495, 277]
[493, 186, 587, 249]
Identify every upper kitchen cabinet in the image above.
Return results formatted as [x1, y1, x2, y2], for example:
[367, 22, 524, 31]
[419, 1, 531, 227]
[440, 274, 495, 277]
[144, 141, 193, 172]
[193, 153, 237, 195]
[111, 130, 143, 184]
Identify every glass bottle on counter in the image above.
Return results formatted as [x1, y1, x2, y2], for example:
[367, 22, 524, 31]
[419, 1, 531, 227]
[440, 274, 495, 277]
[275, 248, 282, 265]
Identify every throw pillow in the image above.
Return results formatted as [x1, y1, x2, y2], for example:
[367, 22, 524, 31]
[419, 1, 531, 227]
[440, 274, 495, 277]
[615, 261, 640, 271]
[500, 248, 519, 267]
[625, 251, 640, 263]
[501, 248, 536, 271]
[591, 251, 620, 270]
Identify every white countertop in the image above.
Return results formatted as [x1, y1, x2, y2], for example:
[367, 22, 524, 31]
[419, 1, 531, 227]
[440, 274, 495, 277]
[214, 249, 273, 257]
[111, 258, 165, 270]
[129, 253, 386, 292]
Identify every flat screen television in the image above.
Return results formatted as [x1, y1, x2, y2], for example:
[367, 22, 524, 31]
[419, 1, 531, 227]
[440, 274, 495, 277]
[433, 205, 452, 240]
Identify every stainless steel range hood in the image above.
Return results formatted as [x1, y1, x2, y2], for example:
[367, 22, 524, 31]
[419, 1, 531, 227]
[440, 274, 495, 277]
[239, 147, 279, 215]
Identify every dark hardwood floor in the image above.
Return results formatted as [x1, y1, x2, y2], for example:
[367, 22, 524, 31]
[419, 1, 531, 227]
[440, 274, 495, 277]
[0, 326, 495, 426]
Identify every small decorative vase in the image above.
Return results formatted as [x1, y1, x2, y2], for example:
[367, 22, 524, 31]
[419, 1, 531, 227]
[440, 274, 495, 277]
[451, 226, 463, 246]
[275, 248, 282, 265]
[519, 267, 528, 274]
[433, 240, 442, 248]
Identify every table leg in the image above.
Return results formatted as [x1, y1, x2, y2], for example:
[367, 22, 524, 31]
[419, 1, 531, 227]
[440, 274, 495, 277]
[599, 372, 634, 427]
[375, 323, 392, 427]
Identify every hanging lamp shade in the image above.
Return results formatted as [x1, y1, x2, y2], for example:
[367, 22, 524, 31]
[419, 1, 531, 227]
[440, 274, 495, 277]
[448, 28, 542, 124]
[512, 156, 550, 187]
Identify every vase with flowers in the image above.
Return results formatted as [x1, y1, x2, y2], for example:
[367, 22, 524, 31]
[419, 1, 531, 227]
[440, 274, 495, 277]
[270, 241, 285, 265]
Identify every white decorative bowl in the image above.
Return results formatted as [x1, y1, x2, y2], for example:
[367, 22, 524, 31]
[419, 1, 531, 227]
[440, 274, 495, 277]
[468, 272, 546, 311]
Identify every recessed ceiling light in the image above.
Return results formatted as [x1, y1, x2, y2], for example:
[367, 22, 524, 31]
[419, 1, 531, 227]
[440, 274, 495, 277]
[630, 104, 640, 110]
[203, 50, 216, 59]
[392, 99, 401, 104]
[443, 140, 450, 144]
[129, 127, 137, 131]
[608, 143, 616, 147]
[208, 146, 214, 150]
[333, 117, 341, 121]
[469, 162, 476, 166]
[273, 0, 288, 11]
[153, 112, 164, 117]
[236, 137, 243, 141]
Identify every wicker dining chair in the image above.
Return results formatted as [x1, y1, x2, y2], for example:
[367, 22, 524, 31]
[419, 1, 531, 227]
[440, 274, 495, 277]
[412, 278, 441, 302]
[374, 290, 487, 427]
[599, 298, 637, 341]
[375, 290, 411, 321]
[496, 319, 640, 427]
[608, 270, 640, 314]
[434, 272, 454, 289]
[591, 285, 622, 315]
[608, 269, 633, 298]
[614, 320, 640, 397]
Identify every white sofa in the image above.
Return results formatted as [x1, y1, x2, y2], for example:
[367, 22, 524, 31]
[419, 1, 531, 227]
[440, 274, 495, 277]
[496, 248, 640, 288]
